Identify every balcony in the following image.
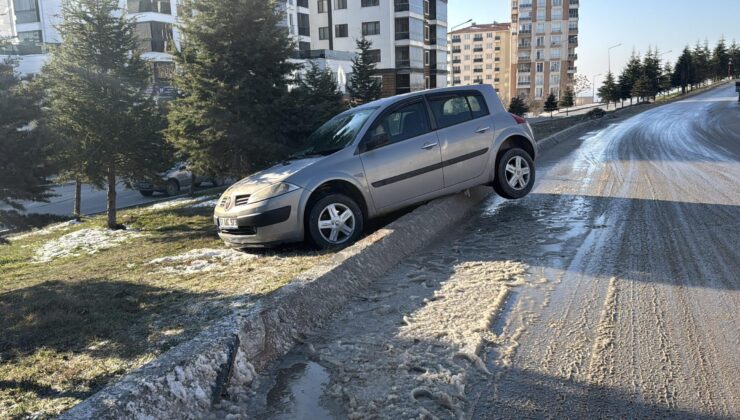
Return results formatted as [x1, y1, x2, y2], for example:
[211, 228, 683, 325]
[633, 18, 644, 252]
[518, 56, 531, 62]
[473, 78, 484, 84]
[452, 48, 461, 54]
[519, 2, 532, 8]
[473, 36, 484, 42]
[452, 68, 461, 74]
[473, 47, 483, 52]
[451, 37, 461, 43]
[473, 58, 483, 63]
[473, 69, 483, 73]
[569, 0, 579, 6]
[568, 53, 578, 60]
[395, 31, 410, 40]
[569, 26, 579, 34]
[567, 67, 577, 73]
[451, 59, 461, 64]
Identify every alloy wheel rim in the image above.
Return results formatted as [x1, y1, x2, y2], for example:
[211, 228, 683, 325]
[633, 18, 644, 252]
[318, 203, 355, 244]
[505, 156, 531, 190]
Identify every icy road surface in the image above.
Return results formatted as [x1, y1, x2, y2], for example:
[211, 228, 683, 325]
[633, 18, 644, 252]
[215, 85, 740, 419]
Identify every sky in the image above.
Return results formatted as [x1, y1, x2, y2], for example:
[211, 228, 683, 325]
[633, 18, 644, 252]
[449, 0, 740, 92]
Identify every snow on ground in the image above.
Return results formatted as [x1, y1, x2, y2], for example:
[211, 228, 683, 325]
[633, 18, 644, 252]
[188, 198, 218, 208]
[146, 195, 217, 211]
[34, 227, 143, 262]
[11, 220, 81, 241]
[146, 248, 260, 274]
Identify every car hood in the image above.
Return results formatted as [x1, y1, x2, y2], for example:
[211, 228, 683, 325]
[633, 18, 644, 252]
[225, 157, 321, 196]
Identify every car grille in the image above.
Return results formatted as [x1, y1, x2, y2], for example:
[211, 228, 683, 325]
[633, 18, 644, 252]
[219, 226, 256, 236]
[234, 195, 251, 207]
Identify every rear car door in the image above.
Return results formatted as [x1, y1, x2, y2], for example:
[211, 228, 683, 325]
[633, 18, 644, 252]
[427, 91, 493, 188]
[359, 99, 444, 210]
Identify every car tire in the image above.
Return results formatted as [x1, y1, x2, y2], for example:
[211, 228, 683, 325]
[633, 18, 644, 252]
[165, 179, 180, 197]
[139, 190, 154, 197]
[307, 193, 364, 250]
[493, 148, 535, 200]
[212, 178, 225, 187]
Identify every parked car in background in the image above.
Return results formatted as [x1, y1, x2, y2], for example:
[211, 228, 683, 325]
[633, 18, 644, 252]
[136, 163, 225, 197]
[214, 85, 537, 249]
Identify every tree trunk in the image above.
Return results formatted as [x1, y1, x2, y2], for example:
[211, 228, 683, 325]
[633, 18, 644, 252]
[73, 179, 82, 221]
[107, 165, 117, 230]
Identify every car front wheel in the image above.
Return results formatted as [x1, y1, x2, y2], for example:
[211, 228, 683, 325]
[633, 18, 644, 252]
[493, 148, 535, 200]
[307, 194, 364, 250]
[165, 179, 180, 197]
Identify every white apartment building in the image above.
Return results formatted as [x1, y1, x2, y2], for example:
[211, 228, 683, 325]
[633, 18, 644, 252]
[308, 0, 448, 95]
[511, 0, 578, 102]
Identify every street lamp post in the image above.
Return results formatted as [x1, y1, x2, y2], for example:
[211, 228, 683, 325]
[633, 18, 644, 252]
[608, 43, 622, 75]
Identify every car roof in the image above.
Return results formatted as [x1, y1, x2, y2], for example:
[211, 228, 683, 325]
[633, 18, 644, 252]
[353, 85, 492, 111]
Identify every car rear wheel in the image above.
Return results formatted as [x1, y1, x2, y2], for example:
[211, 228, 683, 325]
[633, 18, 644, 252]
[139, 190, 154, 197]
[493, 148, 535, 200]
[307, 194, 364, 250]
[165, 179, 180, 197]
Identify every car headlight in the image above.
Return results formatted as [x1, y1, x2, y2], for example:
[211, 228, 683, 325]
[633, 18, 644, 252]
[247, 183, 299, 205]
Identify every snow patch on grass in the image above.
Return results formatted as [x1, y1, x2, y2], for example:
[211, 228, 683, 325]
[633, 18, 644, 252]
[34, 227, 143, 262]
[188, 198, 218, 208]
[147, 248, 260, 274]
[11, 220, 81, 241]
[146, 195, 217, 211]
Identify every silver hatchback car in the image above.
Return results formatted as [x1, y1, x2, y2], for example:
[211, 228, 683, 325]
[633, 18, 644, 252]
[214, 85, 536, 249]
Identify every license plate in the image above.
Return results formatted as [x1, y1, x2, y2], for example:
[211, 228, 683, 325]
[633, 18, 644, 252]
[219, 217, 238, 228]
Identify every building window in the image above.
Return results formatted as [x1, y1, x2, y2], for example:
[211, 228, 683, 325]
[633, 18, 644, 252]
[297, 0, 309, 7]
[362, 21, 380, 36]
[424, 50, 430, 65]
[366, 49, 381, 63]
[13, 0, 39, 24]
[335, 24, 348, 37]
[127, 0, 172, 14]
[298, 13, 310, 36]
[15, 30, 43, 54]
[334, 0, 347, 9]
[319, 26, 330, 40]
[317, 0, 327, 13]
[536, 62, 544, 72]
[135, 22, 173, 53]
[361, 0, 379, 6]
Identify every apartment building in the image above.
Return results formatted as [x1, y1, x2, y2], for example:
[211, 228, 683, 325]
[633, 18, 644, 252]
[448, 22, 512, 105]
[308, 0, 448, 96]
[0, 0, 180, 94]
[511, 0, 578, 103]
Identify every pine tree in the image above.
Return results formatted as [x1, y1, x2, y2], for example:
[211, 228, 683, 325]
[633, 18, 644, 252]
[166, 0, 298, 177]
[558, 86, 575, 114]
[660, 61, 673, 95]
[0, 53, 56, 211]
[618, 52, 643, 105]
[598, 72, 619, 108]
[348, 38, 382, 104]
[692, 40, 711, 86]
[631, 74, 651, 102]
[543, 92, 559, 117]
[642, 48, 662, 100]
[280, 62, 348, 151]
[672, 47, 695, 94]
[712, 37, 730, 80]
[507, 96, 529, 116]
[730, 40, 740, 78]
[39, 0, 170, 229]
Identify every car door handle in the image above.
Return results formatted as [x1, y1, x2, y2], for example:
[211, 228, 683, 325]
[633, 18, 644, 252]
[475, 127, 491, 134]
[421, 142, 438, 150]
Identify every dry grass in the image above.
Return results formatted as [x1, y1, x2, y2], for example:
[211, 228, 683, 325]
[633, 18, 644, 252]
[0, 198, 329, 419]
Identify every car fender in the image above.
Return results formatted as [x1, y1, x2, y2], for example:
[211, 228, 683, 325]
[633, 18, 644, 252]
[296, 172, 375, 228]
[485, 126, 537, 183]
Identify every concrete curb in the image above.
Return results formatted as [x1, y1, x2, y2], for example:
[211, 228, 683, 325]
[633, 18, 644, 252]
[60, 186, 492, 419]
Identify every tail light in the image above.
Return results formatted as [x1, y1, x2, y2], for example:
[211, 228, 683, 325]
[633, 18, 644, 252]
[511, 113, 527, 124]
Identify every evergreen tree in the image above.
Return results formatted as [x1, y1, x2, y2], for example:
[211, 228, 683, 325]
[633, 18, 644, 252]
[672, 47, 695, 94]
[348, 38, 382, 104]
[730, 40, 740, 78]
[508, 96, 529, 116]
[692, 40, 711, 86]
[660, 61, 673, 95]
[618, 52, 642, 105]
[543, 92, 559, 117]
[280, 62, 347, 151]
[0, 53, 56, 211]
[712, 37, 730, 80]
[631, 74, 651, 102]
[642, 48, 662, 100]
[39, 0, 170, 229]
[559, 86, 575, 110]
[166, 0, 298, 177]
[597, 72, 619, 108]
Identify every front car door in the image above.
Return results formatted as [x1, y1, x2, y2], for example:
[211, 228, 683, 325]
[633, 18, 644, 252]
[427, 91, 493, 188]
[359, 99, 444, 210]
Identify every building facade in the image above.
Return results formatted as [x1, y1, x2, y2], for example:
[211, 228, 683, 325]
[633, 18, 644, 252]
[510, 0, 578, 103]
[308, 0, 448, 96]
[448, 22, 511, 106]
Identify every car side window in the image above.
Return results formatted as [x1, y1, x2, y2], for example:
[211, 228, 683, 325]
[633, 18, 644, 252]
[367, 101, 431, 150]
[429, 94, 473, 129]
[466, 94, 490, 119]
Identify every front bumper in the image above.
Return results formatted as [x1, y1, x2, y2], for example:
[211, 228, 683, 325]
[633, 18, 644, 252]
[213, 189, 303, 247]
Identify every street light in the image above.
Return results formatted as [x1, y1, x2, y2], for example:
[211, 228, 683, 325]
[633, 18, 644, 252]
[592, 73, 602, 104]
[450, 19, 473, 31]
[608, 43, 622, 75]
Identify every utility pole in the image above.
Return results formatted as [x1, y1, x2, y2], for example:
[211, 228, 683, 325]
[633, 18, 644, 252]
[608, 43, 622, 75]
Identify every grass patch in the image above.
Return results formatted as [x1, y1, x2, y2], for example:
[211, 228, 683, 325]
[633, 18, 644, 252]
[0, 197, 329, 418]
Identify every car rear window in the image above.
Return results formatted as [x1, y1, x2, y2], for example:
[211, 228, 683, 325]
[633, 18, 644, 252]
[466, 94, 489, 119]
[428, 95, 472, 129]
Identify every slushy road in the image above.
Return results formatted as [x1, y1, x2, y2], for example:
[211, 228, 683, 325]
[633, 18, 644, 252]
[223, 84, 739, 419]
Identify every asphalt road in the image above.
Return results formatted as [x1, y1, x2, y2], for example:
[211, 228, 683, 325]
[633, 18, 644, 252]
[218, 84, 740, 418]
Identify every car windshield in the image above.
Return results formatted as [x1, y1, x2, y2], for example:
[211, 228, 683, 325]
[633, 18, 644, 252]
[292, 108, 377, 158]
